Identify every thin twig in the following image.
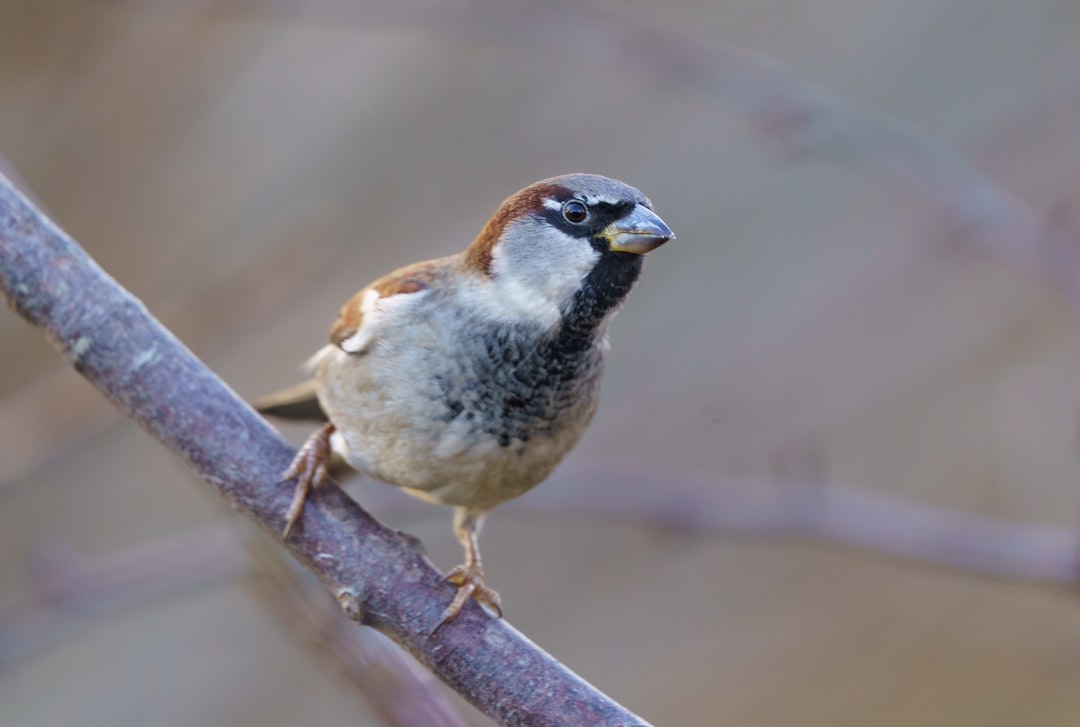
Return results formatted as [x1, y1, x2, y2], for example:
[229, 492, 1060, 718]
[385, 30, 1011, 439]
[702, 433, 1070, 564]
[337, 457, 1080, 585]
[0, 173, 651, 727]
[0, 528, 249, 669]
[521, 459, 1080, 584]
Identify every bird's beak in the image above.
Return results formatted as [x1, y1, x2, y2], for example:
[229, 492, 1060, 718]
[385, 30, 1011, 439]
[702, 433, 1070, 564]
[601, 205, 675, 254]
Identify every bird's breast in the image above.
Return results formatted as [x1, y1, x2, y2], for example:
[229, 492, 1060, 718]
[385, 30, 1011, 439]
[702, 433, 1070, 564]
[318, 314, 606, 507]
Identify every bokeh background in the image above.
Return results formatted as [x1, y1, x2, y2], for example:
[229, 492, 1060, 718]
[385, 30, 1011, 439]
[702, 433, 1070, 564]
[4, 1, 1080, 725]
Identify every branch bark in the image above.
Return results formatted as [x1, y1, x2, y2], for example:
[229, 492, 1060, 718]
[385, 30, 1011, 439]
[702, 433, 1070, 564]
[0, 173, 651, 726]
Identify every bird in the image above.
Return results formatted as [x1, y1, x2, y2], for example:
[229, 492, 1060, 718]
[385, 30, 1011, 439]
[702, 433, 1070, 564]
[256, 173, 673, 628]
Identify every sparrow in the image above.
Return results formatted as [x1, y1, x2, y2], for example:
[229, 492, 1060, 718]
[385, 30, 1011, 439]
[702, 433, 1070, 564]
[256, 173, 673, 628]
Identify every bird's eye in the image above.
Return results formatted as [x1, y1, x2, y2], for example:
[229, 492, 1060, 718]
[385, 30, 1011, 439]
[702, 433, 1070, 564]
[562, 200, 588, 224]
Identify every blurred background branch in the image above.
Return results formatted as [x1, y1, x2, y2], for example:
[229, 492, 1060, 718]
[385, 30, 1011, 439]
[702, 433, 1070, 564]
[105, 0, 1080, 302]
[0, 523, 470, 727]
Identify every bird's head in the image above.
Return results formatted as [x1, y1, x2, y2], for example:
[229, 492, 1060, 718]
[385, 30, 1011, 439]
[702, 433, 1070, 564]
[464, 173, 674, 329]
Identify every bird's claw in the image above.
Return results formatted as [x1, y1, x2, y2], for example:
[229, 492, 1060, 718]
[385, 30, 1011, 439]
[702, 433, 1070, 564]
[281, 424, 334, 538]
[435, 562, 503, 631]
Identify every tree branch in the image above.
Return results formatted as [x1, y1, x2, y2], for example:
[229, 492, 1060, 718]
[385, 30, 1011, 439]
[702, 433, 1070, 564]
[0, 173, 651, 726]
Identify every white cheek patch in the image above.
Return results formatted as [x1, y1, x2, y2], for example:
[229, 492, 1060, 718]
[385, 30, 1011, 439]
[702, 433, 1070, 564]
[338, 288, 429, 354]
[487, 249, 563, 327]
[486, 237, 595, 328]
[491, 275, 563, 328]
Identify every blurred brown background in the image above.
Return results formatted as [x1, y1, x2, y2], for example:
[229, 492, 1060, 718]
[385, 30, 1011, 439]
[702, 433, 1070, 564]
[4, 1, 1080, 725]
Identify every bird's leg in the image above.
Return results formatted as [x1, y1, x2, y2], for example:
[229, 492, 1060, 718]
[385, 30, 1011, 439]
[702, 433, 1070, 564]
[437, 508, 502, 627]
[281, 423, 335, 538]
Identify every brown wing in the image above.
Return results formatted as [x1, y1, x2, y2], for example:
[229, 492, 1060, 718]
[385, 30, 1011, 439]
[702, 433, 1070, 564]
[329, 258, 453, 351]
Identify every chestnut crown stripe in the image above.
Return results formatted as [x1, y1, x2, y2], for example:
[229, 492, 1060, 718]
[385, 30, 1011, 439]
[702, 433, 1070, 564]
[464, 182, 568, 276]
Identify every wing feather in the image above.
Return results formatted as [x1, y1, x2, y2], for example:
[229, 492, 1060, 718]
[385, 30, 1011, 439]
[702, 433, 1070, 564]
[329, 259, 450, 353]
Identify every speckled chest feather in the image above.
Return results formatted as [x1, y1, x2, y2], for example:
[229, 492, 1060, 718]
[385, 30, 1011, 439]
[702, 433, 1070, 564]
[431, 321, 604, 446]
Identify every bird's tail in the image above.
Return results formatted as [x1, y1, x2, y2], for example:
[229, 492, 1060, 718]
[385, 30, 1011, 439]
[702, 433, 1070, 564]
[252, 378, 328, 422]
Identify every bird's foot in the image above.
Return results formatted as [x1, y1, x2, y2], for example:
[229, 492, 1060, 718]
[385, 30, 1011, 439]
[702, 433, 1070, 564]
[281, 423, 335, 538]
[436, 562, 503, 629]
